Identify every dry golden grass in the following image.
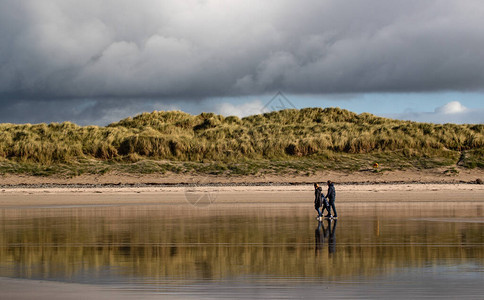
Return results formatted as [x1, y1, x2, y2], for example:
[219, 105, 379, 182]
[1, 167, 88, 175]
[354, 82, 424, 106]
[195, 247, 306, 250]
[0, 108, 483, 175]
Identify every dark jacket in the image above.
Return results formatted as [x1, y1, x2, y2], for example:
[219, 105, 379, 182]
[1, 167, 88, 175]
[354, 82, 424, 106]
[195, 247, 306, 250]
[327, 183, 336, 202]
[314, 187, 323, 207]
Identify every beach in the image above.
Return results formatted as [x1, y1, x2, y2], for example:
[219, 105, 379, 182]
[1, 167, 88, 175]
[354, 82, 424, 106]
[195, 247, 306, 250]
[0, 182, 483, 207]
[0, 182, 484, 300]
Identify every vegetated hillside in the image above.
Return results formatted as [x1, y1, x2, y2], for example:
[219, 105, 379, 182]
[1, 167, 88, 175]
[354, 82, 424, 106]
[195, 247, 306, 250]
[0, 107, 483, 176]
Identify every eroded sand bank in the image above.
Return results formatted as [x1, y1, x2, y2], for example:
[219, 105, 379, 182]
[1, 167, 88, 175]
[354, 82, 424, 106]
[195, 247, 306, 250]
[1, 167, 483, 187]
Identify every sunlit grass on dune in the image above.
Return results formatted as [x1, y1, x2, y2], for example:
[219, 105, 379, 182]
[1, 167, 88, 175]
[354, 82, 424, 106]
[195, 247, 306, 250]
[0, 107, 483, 176]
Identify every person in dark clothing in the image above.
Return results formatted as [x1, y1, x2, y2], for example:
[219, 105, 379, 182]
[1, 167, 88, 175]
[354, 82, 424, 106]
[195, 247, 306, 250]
[325, 180, 337, 219]
[314, 183, 323, 219]
[322, 192, 330, 217]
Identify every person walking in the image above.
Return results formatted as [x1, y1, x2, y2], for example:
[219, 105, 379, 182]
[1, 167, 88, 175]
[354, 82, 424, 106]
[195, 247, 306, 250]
[314, 183, 323, 219]
[325, 180, 338, 219]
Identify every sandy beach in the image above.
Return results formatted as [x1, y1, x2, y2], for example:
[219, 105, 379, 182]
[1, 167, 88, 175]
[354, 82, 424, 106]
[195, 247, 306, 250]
[1, 168, 482, 207]
[0, 182, 483, 208]
[1, 181, 483, 300]
[1, 170, 483, 300]
[0, 161, 483, 205]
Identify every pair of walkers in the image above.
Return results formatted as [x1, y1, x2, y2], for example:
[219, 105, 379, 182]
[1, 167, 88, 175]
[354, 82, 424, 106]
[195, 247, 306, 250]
[314, 181, 337, 219]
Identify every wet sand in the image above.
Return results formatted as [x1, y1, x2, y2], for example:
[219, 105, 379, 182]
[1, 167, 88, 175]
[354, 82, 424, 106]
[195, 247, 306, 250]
[0, 277, 186, 300]
[2, 273, 483, 300]
[1, 185, 482, 299]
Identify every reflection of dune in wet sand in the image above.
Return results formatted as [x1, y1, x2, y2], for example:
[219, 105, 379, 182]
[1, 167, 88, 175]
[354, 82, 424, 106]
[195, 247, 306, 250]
[0, 201, 482, 281]
[0, 187, 482, 299]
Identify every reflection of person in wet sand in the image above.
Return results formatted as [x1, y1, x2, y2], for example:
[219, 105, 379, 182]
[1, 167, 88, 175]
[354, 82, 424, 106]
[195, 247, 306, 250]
[315, 219, 337, 256]
[328, 219, 337, 254]
[314, 220, 327, 255]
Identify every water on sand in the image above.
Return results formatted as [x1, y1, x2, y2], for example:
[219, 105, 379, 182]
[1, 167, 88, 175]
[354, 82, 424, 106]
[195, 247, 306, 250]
[0, 198, 483, 299]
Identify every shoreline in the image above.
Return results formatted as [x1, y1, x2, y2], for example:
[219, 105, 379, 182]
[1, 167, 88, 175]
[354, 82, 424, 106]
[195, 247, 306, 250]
[1, 170, 483, 201]
[1, 179, 483, 188]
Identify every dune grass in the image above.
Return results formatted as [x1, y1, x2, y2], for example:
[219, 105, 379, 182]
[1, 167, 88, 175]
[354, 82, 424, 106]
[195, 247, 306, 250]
[0, 107, 483, 177]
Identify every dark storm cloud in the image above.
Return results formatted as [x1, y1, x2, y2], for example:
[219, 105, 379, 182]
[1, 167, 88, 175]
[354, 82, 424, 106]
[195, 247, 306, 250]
[0, 98, 180, 125]
[1, 0, 484, 123]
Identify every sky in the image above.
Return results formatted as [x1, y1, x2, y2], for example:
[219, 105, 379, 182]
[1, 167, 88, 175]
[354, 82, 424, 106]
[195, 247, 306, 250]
[1, 0, 483, 125]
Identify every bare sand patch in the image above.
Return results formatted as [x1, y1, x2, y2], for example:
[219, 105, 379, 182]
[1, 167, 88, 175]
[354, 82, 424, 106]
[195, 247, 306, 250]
[0, 184, 482, 207]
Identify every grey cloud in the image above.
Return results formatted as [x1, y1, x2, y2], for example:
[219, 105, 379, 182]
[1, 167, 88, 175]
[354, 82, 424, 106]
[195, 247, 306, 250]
[1, 0, 484, 123]
[0, 98, 180, 125]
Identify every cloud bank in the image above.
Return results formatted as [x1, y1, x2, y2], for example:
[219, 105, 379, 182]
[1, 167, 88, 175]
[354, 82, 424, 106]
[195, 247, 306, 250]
[2, 0, 484, 100]
[1, 0, 484, 123]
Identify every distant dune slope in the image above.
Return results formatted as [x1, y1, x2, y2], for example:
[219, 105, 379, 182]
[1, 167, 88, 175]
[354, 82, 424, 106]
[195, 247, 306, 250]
[0, 108, 483, 176]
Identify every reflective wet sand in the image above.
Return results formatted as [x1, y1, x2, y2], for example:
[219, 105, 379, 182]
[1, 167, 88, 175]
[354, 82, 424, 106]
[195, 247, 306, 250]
[0, 193, 483, 299]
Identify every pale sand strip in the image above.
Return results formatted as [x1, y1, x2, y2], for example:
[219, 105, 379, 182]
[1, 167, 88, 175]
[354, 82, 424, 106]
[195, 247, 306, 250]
[1, 183, 483, 194]
[0, 184, 482, 207]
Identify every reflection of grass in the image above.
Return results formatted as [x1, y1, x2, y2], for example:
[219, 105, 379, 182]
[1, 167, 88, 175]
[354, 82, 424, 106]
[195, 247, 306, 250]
[0, 108, 482, 176]
[0, 205, 482, 281]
